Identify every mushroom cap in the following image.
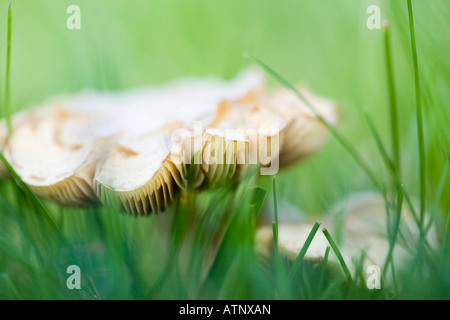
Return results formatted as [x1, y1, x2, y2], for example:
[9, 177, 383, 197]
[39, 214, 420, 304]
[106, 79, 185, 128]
[91, 67, 267, 214]
[183, 130, 249, 189]
[256, 193, 439, 280]
[329, 192, 438, 269]
[4, 67, 340, 216]
[185, 96, 288, 188]
[3, 106, 109, 206]
[256, 223, 329, 261]
[265, 88, 339, 166]
[94, 131, 186, 216]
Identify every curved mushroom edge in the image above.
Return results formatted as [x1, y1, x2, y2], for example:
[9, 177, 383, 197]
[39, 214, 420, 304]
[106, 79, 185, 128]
[94, 153, 186, 216]
[29, 160, 98, 207]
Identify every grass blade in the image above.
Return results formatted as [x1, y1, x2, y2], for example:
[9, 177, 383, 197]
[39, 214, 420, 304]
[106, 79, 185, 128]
[322, 227, 352, 284]
[383, 21, 401, 176]
[425, 158, 449, 234]
[3, 3, 12, 135]
[287, 221, 322, 282]
[407, 0, 426, 230]
[383, 185, 404, 275]
[272, 175, 279, 238]
[197, 186, 265, 299]
[0, 151, 61, 239]
[363, 110, 395, 176]
[245, 53, 382, 191]
[271, 176, 282, 292]
[318, 245, 331, 295]
[440, 209, 450, 278]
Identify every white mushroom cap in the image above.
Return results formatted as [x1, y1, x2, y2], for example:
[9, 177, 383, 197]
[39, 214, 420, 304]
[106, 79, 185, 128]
[184, 96, 287, 188]
[256, 193, 439, 280]
[3, 67, 340, 216]
[90, 67, 267, 214]
[329, 192, 438, 271]
[94, 131, 186, 216]
[265, 88, 339, 166]
[3, 106, 110, 206]
[256, 223, 329, 261]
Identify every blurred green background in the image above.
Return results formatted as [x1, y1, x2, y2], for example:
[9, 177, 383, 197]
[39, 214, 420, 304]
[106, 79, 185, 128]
[0, 0, 449, 299]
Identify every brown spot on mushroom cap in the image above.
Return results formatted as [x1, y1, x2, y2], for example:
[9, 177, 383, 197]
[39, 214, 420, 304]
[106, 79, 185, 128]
[206, 97, 287, 175]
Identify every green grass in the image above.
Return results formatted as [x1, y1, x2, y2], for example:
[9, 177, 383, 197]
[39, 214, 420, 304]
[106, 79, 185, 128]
[0, 0, 449, 300]
[2, 2, 12, 135]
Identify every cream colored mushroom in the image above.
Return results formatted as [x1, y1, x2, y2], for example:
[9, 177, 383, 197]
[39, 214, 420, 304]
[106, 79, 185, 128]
[3, 66, 339, 216]
[91, 67, 267, 214]
[184, 95, 287, 189]
[94, 130, 186, 216]
[265, 88, 339, 167]
[256, 223, 330, 262]
[3, 106, 111, 206]
[256, 193, 438, 281]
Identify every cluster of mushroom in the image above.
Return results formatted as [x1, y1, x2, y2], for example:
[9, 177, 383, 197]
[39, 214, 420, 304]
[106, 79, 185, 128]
[0, 67, 338, 216]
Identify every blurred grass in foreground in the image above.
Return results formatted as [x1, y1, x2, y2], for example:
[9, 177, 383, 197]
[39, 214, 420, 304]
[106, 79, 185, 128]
[0, 0, 449, 299]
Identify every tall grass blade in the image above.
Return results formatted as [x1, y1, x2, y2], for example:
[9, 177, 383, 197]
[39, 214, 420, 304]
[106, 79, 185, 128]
[3, 3, 12, 135]
[383, 21, 401, 176]
[287, 221, 321, 282]
[363, 111, 395, 178]
[197, 186, 265, 299]
[245, 53, 382, 191]
[0, 151, 61, 239]
[322, 227, 352, 284]
[383, 185, 403, 275]
[440, 209, 450, 278]
[406, 0, 426, 230]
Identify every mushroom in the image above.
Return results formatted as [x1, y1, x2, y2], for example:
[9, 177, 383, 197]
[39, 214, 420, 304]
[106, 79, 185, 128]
[255, 192, 439, 281]
[3, 66, 339, 216]
[94, 129, 186, 216]
[264, 88, 339, 167]
[186, 95, 288, 188]
[3, 106, 110, 206]
[256, 223, 330, 262]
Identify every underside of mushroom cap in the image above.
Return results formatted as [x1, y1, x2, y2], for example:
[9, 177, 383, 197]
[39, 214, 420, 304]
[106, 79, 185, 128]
[94, 131, 186, 216]
[181, 130, 249, 189]
[190, 97, 288, 186]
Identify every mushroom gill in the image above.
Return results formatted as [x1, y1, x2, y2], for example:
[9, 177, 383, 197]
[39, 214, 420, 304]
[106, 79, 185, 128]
[94, 131, 186, 216]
